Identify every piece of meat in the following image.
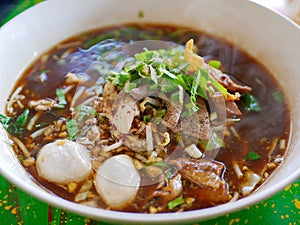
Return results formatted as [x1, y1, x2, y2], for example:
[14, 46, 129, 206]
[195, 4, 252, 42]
[176, 98, 211, 141]
[111, 92, 140, 134]
[168, 157, 229, 204]
[184, 39, 252, 93]
[204, 64, 252, 93]
[131, 85, 183, 131]
[94, 81, 118, 115]
[208, 90, 241, 119]
[226, 100, 242, 117]
[153, 173, 183, 200]
[170, 157, 225, 190]
[119, 134, 147, 152]
[162, 100, 183, 131]
[130, 85, 158, 100]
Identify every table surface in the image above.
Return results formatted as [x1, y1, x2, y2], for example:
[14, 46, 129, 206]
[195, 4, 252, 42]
[0, 1, 299, 224]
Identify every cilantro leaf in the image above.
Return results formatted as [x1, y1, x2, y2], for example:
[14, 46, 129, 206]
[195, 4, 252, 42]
[244, 151, 261, 160]
[0, 109, 29, 135]
[241, 93, 261, 111]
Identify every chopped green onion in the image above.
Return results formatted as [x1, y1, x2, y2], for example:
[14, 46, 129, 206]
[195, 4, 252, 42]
[75, 105, 98, 122]
[208, 60, 222, 69]
[135, 51, 155, 62]
[154, 109, 166, 118]
[244, 151, 261, 161]
[66, 119, 78, 140]
[168, 196, 184, 210]
[149, 83, 158, 90]
[143, 115, 152, 123]
[272, 90, 284, 103]
[56, 88, 67, 108]
[124, 82, 137, 93]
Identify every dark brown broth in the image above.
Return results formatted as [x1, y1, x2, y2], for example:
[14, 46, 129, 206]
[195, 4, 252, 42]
[9, 24, 290, 212]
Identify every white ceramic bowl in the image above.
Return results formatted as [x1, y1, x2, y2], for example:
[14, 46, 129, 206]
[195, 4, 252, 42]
[0, 0, 299, 224]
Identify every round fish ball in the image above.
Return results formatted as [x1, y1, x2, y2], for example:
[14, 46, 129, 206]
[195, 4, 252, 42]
[94, 154, 140, 209]
[36, 139, 92, 184]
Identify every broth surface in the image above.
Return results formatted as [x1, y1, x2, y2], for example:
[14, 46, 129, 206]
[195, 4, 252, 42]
[4, 24, 290, 213]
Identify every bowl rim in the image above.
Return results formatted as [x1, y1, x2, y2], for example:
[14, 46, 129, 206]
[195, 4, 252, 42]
[0, 0, 300, 224]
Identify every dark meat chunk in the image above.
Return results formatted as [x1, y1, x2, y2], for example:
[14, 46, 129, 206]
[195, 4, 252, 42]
[162, 100, 183, 131]
[204, 64, 252, 93]
[226, 100, 242, 117]
[130, 85, 158, 100]
[111, 92, 139, 134]
[208, 91, 241, 120]
[169, 157, 229, 204]
[176, 98, 211, 141]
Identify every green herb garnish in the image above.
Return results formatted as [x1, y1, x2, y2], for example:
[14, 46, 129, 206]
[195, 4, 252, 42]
[56, 88, 67, 108]
[244, 151, 261, 161]
[168, 196, 185, 210]
[0, 109, 30, 135]
[108, 47, 227, 117]
[208, 60, 221, 69]
[75, 105, 98, 122]
[143, 115, 152, 123]
[241, 93, 261, 112]
[272, 90, 284, 103]
[66, 119, 78, 140]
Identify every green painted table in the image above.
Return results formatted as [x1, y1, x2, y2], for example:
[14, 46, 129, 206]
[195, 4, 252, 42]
[0, 1, 299, 224]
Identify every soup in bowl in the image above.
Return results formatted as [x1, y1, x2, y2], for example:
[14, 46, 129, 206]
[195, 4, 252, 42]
[0, 0, 299, 223]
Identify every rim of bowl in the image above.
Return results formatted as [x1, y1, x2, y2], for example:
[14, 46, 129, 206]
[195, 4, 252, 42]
[0, 0, 299, 224]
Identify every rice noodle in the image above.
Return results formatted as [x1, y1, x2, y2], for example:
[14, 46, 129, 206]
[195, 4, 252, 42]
[79, 96, 97, 107]
[135, 153, 147, 162]
[279, 139, 286, 150]
[267, 137, 279, 158]
[70, 86, 86, 111]
[63, 84, 75, 94]
[134, 123, 146, 135]
[146, 124, 154, 151]
[6, 86, 23, 114]
[241, 170, 261, 196]
[30, 126, 49, 139]
[16, 100, 25, 109]
[27, 111, 42, 131]
[230, 127, 241, 140]
[103, 141, 122, 152]
[226, 118, 241, 122]
[229, 191, 239, 202]
[12, 137, 30, 158]
[232, 161, 243, 179]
